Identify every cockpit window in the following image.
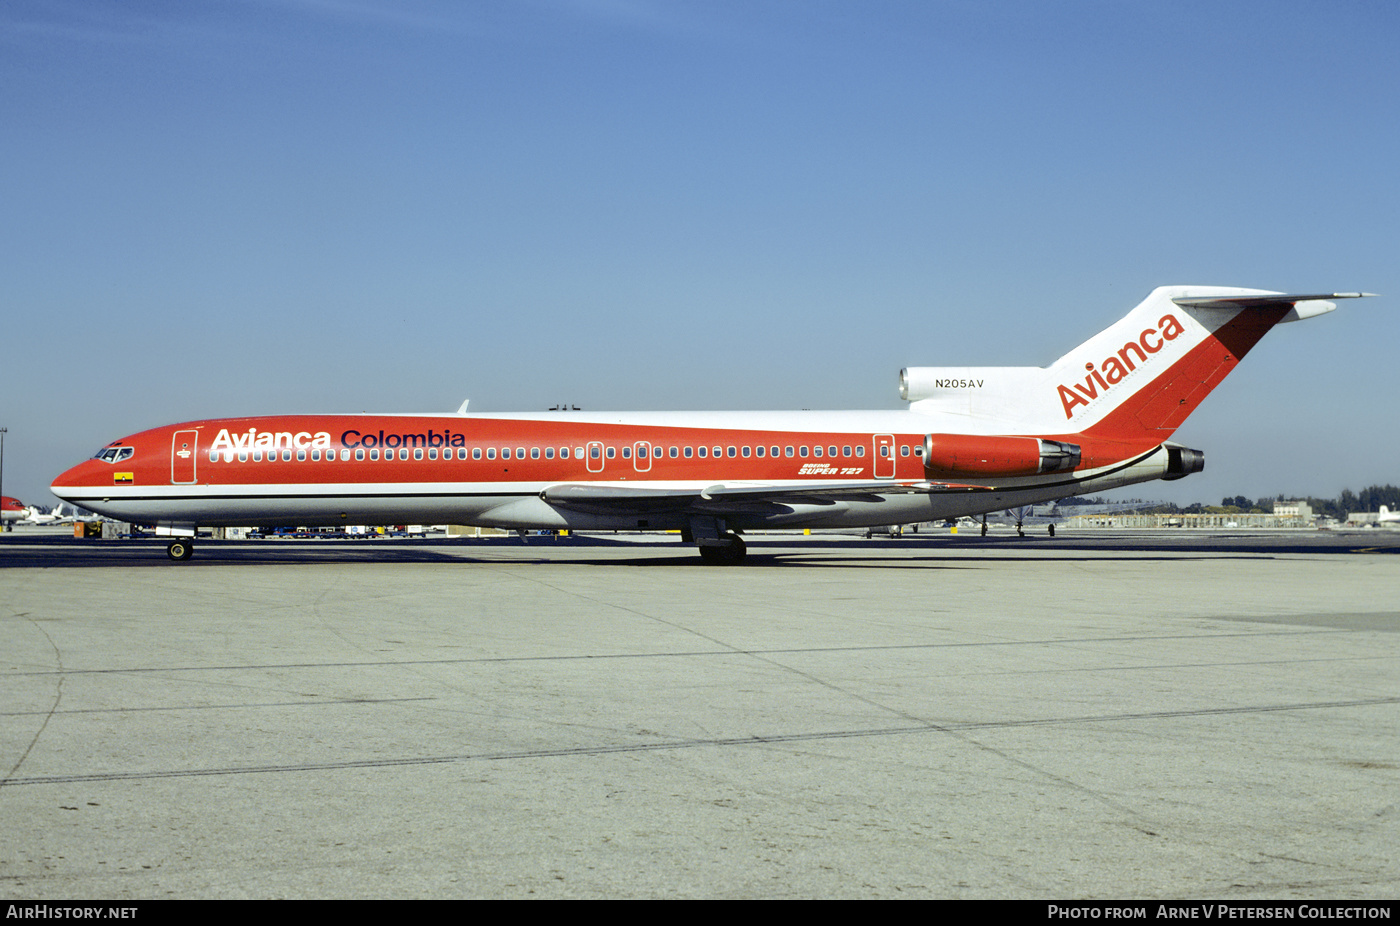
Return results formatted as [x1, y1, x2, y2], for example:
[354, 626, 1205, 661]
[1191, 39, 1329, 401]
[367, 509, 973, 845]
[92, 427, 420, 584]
[94, 447, 135, 464]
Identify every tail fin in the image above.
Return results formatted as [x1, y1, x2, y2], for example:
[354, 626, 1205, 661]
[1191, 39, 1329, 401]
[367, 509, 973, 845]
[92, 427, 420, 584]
[905, 286, 1370, 439]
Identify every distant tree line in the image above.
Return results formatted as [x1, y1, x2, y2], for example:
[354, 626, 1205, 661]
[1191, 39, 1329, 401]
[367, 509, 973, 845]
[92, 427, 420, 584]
[1299, 485, 1400, 520]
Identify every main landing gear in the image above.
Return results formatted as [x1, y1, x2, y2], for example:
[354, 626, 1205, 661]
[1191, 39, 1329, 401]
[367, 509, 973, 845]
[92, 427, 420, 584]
[685, 517, 746, 565]
[166, 540, 194, 561]
[697, 533, 746, 566]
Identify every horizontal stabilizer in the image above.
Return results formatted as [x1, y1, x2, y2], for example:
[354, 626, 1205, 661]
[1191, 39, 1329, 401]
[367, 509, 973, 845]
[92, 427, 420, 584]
[1170, 292, 1373, 308]
[1172, 291, 1374, 323]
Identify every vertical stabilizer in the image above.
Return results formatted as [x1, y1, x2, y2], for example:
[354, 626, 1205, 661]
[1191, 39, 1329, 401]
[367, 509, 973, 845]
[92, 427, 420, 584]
[1055, 287, 1362, 440]
[906, 286, 1365, 440]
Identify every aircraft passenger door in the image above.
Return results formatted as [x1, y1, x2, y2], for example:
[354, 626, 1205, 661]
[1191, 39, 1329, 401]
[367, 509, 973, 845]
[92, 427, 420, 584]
[873, 434, 896, 480]
[586, 440, 605, 474]
[172, 429, 199, 484]
[632, 441, 652, 473]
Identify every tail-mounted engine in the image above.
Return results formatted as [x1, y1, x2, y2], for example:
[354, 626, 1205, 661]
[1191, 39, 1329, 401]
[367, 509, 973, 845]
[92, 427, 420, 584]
[1162, 444, 1205, 480]
[923, 433, 1081, 477]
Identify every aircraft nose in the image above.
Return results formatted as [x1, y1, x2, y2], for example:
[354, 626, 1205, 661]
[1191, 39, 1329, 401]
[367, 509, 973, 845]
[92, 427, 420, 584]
[50, 458, 103, 496]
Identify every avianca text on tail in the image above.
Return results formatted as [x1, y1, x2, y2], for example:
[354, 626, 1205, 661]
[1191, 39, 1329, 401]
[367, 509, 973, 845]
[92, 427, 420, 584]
[1056, 313, 1187, 419]
[51, 286, 1371, 563]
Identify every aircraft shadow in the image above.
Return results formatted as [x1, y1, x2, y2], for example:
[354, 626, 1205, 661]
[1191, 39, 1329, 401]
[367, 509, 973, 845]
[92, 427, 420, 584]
[2, 532, 1396, 568]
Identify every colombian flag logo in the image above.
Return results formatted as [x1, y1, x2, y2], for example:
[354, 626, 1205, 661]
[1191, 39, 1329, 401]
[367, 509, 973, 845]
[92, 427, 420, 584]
[114, 472, 134, 484]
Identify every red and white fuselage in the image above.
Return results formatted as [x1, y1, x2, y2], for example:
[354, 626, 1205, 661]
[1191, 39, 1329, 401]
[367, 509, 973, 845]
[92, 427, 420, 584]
[1, 496, 25, 523]
[47, 408, 1170, 532]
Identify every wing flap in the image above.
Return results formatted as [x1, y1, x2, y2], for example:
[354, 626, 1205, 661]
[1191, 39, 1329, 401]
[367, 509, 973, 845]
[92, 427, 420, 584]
[541, 480, 993, 517]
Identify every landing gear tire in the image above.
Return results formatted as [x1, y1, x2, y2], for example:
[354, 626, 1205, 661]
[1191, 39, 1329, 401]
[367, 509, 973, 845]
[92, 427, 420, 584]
[1048, 523, 1055, 537]
[698, 534, 746, 565]
[166, 540, 193, 561]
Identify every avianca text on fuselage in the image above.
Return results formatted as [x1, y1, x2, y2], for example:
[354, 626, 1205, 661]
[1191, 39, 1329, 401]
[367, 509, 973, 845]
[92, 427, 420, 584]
[212, 427, 480, 454]
[1056, 314, 1186, 419]
[211, 428, 333, 452]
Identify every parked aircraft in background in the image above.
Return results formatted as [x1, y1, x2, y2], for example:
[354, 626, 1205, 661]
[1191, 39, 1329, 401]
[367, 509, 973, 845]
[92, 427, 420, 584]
[1, 496, 25, 523]
[21, 503, 78, 525]
[1379, 506, 1400, 525]
[50, 286, 1370, 563]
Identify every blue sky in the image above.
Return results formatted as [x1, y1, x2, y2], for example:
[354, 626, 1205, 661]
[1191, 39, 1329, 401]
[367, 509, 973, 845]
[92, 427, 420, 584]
[3, 0, 1396, 507]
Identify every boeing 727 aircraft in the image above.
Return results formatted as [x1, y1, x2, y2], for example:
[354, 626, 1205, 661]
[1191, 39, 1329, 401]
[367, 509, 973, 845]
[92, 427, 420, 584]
[51, 286, 1370, 562]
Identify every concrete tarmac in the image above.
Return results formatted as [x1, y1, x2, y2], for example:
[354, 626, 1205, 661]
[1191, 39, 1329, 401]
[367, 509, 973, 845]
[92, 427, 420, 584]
[1, 530, 1397, 898]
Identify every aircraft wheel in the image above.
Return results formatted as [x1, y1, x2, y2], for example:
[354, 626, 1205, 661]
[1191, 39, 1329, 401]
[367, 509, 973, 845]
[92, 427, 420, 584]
[981, 523, 988, 536]
[1048, 523, 1055, 537]
[166, 540, 193, 561]
[727, 534, 747, 563]
[698, 534, 746, 566]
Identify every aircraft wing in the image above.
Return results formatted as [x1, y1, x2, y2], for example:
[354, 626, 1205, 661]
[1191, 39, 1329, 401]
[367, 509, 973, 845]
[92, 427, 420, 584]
[540, 480, 992, 517]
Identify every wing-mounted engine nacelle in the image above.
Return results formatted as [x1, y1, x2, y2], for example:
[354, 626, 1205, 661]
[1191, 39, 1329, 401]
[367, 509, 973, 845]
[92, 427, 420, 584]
[1162, 444, 1205, 481]
[923, 433, 1081, 477]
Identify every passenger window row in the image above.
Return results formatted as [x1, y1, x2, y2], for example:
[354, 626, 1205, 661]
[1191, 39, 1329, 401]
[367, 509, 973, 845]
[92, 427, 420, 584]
[208, 443, 922, 464]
